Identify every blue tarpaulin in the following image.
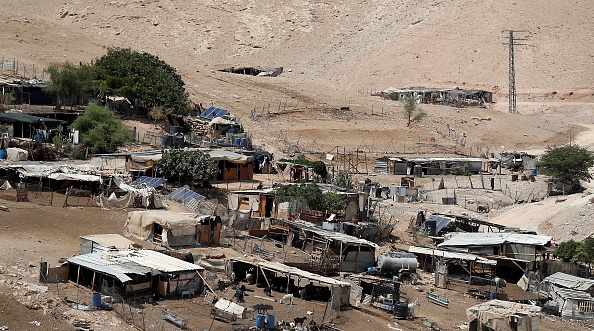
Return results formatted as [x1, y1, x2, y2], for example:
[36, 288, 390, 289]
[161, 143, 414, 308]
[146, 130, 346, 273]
[131, 176, 166, 188]
[169, 187, 205, 205]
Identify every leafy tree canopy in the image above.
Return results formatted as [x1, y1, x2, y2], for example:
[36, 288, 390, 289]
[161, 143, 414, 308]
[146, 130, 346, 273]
[155, 149, 219, 183]
[402, 96, 426, 127]
[278, 155, 328, 180]
[574, 237, 594, 266]
[275, 183, 346, 212]
[71, 103, 134, 154]
[537, 144, 594, 186]
[45, 62, 93, 106]
[554, 240, 582, 262]
[93, 47, 190, 114]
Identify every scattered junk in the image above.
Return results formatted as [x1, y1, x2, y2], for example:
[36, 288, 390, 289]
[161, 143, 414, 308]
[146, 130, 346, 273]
[124, 210, 222, 247]
[211, 298, 246, 322]
[426, 292, 449, 308]
[162, 308, 188, 329]
[218, 66, 284, 77]
[466, 300, 541, 331]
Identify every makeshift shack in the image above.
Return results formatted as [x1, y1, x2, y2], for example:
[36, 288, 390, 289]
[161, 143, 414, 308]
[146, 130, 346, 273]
[227, 188, 276, 219]
[124, 210, 221, 247]
[0, 112, 66, 138]
[227, 257, 351, 307]
[537, 272, 594, 319]
[65, 249, 205, 297]
[466, 300, 541, 331]
[210, 149, 254, 181]
[267, 218, 378, 273]
[384, 157, 487, 175]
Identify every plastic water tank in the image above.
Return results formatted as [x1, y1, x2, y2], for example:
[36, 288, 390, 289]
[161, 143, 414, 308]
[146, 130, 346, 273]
[92, 292, 101, 307]
[413, 165, 423, 177]
[0, 150, 6, 159]
[266, 314, 275, 328]
[256, 314, 265, 328]
[377, 254, 417, 273]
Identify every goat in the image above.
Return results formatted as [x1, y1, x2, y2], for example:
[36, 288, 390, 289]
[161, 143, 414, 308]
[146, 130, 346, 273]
[407, 299, 420, 319]
[294, 316, 307, 326]
[234, 288, 245, 303]
[263, 287, 272, 296]
[279, 293, 294, 305]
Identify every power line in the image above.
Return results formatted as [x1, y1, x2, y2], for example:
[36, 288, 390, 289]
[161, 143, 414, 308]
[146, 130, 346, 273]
[503, 29, 530, 114]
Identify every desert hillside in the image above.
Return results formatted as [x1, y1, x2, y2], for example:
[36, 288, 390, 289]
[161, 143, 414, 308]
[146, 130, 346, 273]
[1, 0, 593, 97]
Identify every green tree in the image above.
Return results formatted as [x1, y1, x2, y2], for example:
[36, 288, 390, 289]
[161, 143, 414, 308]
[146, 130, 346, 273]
[45, 62, 93, 107]
[336, 171, 353, 190]
[323, 191, 347, 213]
[537, 144, 594, 187]
[402, 96, 426, 127]
[71, 103, 134, 154]
[0, 91, 16, 106]
[554, 240, 582, 262]
[574, 237, 594, 270]
[155, 149, 219, 184]
[93, 47, 190, 114]
[275, 183, 325, 211]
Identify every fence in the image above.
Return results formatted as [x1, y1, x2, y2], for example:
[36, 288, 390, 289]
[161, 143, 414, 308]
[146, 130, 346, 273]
[1, 182, 100, 208]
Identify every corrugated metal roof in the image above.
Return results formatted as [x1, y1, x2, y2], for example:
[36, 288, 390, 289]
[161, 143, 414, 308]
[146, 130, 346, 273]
[543, 272, 594, 291]
[552, 286, 594, 301]
[67, 249, 203, 282]
[438, 232, 551, 247]
[232, 258, 350, 287]
[67, 252, 153, 283]
[279, 219, 378, 248]
[408, 246, 497, 265]
[80, 234, 135, 250]
[120, 250, 203, 273]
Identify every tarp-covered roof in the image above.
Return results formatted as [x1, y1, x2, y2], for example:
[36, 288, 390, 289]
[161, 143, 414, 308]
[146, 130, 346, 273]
[209, 149, 252, 164]
[0, 161, 97, 178]
[0, 112, 67, 129]
[125, 210, 201, 241]
[48, 173, 102, 182]
[438, 232, 551, 247]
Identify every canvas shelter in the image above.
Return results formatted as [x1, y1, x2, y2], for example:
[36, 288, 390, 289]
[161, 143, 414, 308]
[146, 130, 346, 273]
[65, 249, 204, 297]
[0, 112, 66, 138]
[466, 300, 541, 331]
[124, 210, 221, 247]
[210, 149, 254, 181]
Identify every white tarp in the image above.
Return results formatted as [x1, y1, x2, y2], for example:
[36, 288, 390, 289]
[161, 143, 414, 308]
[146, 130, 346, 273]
[214, 298, 246, 319]
[48, 173, 102, 183]
[6, 148, 28, 161]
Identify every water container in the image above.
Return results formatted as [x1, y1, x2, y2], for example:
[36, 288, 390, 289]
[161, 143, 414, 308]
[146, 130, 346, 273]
[489, 293, 495, 300]
[0, 150, 6, 159]
[240, 138, 247, 147]
[92, 292, 101, 307]
[531, 168, 537, 176]
[425, 219, 437, 236]
[256, 314, 265, 328]
[413, 165, 423, 178]
[169, 126, 183, 134]
[266, 314, 275, 328]
[393, 302, 408, 319]
[234, 138, 242, 146]
[161, 134, 172, 147]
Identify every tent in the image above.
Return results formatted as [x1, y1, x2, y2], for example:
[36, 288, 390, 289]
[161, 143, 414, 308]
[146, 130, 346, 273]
[124, 210, 221, 247]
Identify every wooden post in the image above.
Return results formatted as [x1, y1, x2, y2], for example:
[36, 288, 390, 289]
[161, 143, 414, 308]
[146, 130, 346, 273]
[260, 265, 271, 288]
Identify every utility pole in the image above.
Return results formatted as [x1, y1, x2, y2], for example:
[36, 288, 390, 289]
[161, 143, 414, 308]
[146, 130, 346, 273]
[503, 30, 529, 114]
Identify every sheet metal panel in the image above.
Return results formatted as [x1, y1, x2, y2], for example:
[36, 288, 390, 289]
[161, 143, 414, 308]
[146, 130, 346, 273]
[120, 250, 203, 273]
